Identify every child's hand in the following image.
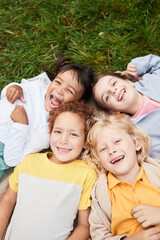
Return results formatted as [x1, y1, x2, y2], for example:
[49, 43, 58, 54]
[6, 85, 26, 104]
[11, 105, 29, 125]
[126, 63, 137, 78]
[131, 204, 160, 228]
[126, 227, 160, 240]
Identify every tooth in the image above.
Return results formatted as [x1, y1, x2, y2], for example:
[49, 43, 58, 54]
[119, 90, 125, 101]
[58, 148, 70, 152]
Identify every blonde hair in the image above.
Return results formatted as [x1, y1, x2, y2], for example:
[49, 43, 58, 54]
[82, 111, 150, 174]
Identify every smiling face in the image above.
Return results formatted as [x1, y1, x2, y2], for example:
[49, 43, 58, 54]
[45, 70, 84, 112]
[96, 124, 140, 184]
[49, 112, 85, 164]
[93, 75, 143, 115]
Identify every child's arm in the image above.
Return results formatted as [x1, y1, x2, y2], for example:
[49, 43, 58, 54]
[0, 187, 17, 239]
[10, 105, 28, 125]
[1, 82, 25, 102]
[89, 198, 128, 240]
[123, 205, 160, 240]
[67, 208, 90, 240]
[126, 63, 138, 78]
[131, 204, 160, 228]
[6, 85, 25, 104]
[129, 54, 160, 76]
[125, 227, 160, 240]
[1, 72, 51, 103]
[3, 105, 29, 167]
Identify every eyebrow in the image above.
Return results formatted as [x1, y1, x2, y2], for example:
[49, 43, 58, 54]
[109, 77, 114, 84]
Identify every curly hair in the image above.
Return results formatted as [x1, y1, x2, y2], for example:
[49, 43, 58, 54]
[82, 111, 150, 174]
[48, 101, 94, 141]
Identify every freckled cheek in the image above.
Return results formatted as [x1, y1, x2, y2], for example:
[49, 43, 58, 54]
[64, 95, 73, 102]
[72, 140, 84, 149]
[50, 136, 58, 146]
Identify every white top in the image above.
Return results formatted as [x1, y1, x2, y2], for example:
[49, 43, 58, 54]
[0, 72, 51, 166]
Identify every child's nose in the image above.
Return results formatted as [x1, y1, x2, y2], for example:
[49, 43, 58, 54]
[57, 86, 64, 96]
[112, 87, 117, 95]
[109, 147, 116, 155]
[60, 133, 68, 144]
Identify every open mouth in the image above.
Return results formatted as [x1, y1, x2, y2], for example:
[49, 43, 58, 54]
[56, 147, 71, 153]
[118, 89, 126, 101]
[50, 94, 62, 107]
[111, 155, 125, 164]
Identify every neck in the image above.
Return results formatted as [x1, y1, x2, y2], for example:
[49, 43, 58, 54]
[130, 92, 143, 116]
[117, 165, 140, 185]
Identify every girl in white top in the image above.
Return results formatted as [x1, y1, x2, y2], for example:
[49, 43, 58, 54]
[0, 55, 95, 178]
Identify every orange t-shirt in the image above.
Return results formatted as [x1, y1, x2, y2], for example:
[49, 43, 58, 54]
[108, 167, 160, 236]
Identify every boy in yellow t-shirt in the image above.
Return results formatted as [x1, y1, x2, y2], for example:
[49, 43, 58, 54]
[0, 101, 97, 240]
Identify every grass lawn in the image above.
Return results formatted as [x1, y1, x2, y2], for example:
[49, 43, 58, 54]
[0, 0, 160, 90]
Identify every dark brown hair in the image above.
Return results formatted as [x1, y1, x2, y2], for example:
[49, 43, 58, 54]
[97, 72, 138, 84]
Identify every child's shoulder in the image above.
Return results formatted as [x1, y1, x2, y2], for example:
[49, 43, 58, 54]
[22, 72, 51, 84]
[76, 159, 95, 169]
[96, 173, 107, 186]
[25, 151, 45, 158]
[74, 160, 97, 176]
[21, 152, 47, 165]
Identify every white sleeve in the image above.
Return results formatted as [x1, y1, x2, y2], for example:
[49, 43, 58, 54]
[1, 82, 22, 99]
[1, 72, 51, 99]
[4, 123, 29, 166]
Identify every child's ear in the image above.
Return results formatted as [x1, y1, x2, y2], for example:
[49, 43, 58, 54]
[133, 136, 141, 151]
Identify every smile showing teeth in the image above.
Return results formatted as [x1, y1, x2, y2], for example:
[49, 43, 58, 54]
[111, 155, 124, 164]
[57, 147, 71, 153]
[118, 89, 126, 101]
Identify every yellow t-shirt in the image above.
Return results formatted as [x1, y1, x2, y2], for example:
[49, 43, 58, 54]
[108, 167, 160, 236]
[6, 152, 97, 240]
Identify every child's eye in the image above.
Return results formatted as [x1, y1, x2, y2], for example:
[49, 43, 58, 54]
[100, 147, 107, 152]
[70, 133, 78, 137]
[55, 80, 61, 85]
[113, 81, 117, 86]
[105, 94, 110, 102]
[53, 130, 61, 134]
[115, 139, 121, 144]
[68, 89, 73, 95]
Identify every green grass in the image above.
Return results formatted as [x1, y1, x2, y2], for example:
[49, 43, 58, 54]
[0, 0, 160, 91]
